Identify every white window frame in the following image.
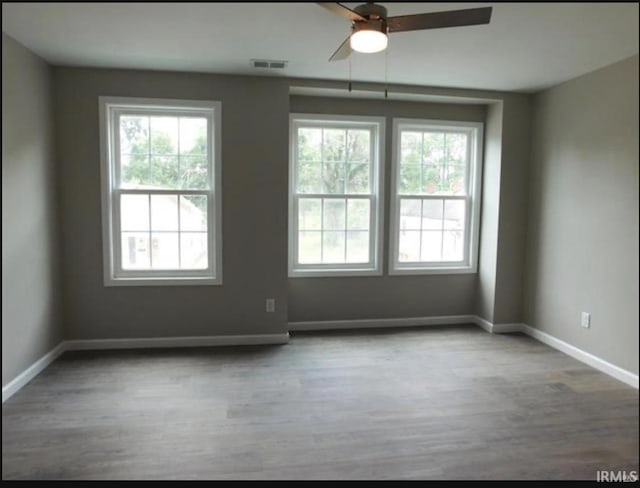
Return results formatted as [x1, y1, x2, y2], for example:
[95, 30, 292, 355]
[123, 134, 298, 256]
[389, 118, 483, 275]
[288, 114, 385, 277]
[99, 96, 223, 286]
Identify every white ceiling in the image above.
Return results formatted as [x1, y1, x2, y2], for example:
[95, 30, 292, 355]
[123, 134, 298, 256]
[2, 2, 638, 93]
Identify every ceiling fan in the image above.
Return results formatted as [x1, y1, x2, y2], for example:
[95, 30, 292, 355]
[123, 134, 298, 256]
[318, 3, 493, 61]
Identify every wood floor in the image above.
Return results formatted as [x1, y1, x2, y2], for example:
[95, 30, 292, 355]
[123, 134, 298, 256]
[2, 325, 639, 480]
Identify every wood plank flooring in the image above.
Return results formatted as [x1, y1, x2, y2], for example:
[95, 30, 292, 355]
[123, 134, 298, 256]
[2, 325, 638, 480]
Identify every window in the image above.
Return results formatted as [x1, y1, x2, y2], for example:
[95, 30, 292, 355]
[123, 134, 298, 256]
[289, 114, 385, 277]
[99, 97, 222, 285]
[390, 119, 483, 274]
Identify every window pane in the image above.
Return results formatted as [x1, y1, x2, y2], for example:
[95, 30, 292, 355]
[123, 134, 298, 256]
[346, 163, 369, 194]
[179, 117, 207, 155]
[180, 232, 208, 269]
[151, 194, 178, 231]
[121, 232, 150, 269]
[401, 132, 421, 164]
[392, 124, 477, 272]
[298, 231, 321, 263]
[421, 230, 442, 261]
[120, 154, 150, 188]
[323, 199, 346, 230]
[347, 199, 369, 231]
[323, 129, 346, 162]
[151, 232, 179, 269]
[443, 164, 466, 195]
[346, 130, 370, 163]
[180, 156, 208, 189]
[119, 116, 149, 155]
[444, 200, 465, 230]
[399, 199, 421, 231]
[423, 132, 444, 165]
[120, 194, 149, 231]
[150, 116, 178, 155]
[443, 230, 464, 261]
[299, 198, 322, 230]
[398, 230, 420, 262]
[323, 231, 345, 263]
[399, 164, 421, 194]
[446, 133, 467, 164]
[297, 162, 322, 193]
[346, 231, 369, 263]
[150, 156, 179, 189]
[422, 199, 443, 230]
[107, 103, 219, 281]
[298, 128, 321, 161]
[180, 196, 207, 231]
[422, 164, 441, 194]
[290, 119, 381, 274]
[322, 163, 345, 194]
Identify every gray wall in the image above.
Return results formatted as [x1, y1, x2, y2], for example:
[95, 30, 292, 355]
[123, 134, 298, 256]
[288, 96, 485, 322]
[474, 96, 532, 325]
[54, 67, 290, 339]
[474, 102, 502, 323]
[525, 55, 639, 374]
[53, 67, 534, 341]
[2, 34, 63, 386]
[493, 95, 531, 324]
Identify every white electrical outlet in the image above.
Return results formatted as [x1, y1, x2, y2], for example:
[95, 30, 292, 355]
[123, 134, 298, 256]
[581, 312, 591, 329]
[266, 299, 275, 313]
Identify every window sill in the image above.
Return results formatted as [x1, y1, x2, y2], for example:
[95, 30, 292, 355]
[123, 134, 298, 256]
[104, 276, 222, 287]
[289, 268, 383, 278]
[389, 266, 477, 276]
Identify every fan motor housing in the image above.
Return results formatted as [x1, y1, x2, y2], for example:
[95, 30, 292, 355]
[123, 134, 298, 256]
[351, 18, 387, 36]
[354, 3, 388, 20]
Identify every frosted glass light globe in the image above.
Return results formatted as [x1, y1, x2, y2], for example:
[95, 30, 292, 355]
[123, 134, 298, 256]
[350, 29, 388, 53]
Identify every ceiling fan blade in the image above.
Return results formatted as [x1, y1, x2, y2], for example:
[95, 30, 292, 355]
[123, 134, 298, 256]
[329, 35, 352, 62]
[387, 6, 492, 33]
[317, 2, 366, 22]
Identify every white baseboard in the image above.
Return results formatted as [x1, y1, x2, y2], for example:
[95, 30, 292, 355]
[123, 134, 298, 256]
[3, 333, 289, 403]
[490, 322, 525, 334]
[2, 342, 66, 403]
[471, 316, 523, 334]
[472, 315, 494, 333]
[288, 315, 475, 332]
[65, 333, 290, 351]
[519, 324, 638, 389]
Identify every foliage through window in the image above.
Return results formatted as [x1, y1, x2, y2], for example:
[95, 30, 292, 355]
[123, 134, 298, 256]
[289, 115, 384, 276]
[391, 119, 482, 274]
[100, 97, 222, 285]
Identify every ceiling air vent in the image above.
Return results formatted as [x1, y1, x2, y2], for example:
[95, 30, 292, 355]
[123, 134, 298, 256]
[251, 59, 288, 69]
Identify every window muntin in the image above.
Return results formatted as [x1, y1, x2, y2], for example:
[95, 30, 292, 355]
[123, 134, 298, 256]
[100, 97, 222, 285]
[391, 119, 482, 274]
[289, 115, 384, 277]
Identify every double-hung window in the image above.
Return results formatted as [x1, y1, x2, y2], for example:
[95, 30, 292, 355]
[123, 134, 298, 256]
[289, 115, 385, 276]
[390, 119, 483, 274]
[99, 97, 222, 285]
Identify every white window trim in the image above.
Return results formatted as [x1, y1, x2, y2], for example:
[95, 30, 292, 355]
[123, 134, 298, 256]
[99, 96, 223, 286]
[288, 113, 385, 278]
[389, 118, 483, 275]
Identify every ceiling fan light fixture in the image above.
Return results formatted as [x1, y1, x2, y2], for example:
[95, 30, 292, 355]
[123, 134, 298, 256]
[350, 23, 388, 54]
[321, 3, 493, 62]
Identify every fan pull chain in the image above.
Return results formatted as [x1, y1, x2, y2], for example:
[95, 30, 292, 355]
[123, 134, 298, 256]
[348, 57, 352, 92]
